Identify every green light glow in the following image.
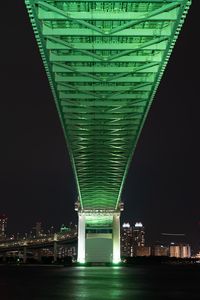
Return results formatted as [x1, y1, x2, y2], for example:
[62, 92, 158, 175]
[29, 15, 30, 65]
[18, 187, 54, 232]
[86, 215, 113, 227]
[25, 0, 191, 211]
[78, 260, 85, 265]
[113, 260, 121, 265]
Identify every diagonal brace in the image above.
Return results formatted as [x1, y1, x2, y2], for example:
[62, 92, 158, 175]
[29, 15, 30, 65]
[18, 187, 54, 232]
[106, 62, 159, 82]
[107, 37, 168, 62]
[53, 62, 104, 82]
[37, 1, 105, 35]
[47, 36, 104, 61]
[109, 2, 180, 35]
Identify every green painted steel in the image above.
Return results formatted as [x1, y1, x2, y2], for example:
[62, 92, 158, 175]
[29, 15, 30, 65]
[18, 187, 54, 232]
[25, 0, 191, 212]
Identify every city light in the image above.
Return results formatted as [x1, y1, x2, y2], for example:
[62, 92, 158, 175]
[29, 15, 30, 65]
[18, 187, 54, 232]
[135, 222, 143, 228]
[122, 223, 130, 228]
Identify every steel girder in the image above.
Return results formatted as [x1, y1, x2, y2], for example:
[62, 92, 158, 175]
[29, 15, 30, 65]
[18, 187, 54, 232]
[25, 0, 191, 213]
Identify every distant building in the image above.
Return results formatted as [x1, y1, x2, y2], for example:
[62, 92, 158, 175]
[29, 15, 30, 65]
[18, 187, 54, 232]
[121, 222, 145, 257]
[121, 223, 133, 257]
[33, 222, 42, 237]
[194, 251, 200, 259]
[153, 245, 169, 256]
[60, 223, 78, 237]
[154, 233, 191, 258]
[169, 244, 191, 258]
[181, 244, 191, 258]
[135, 246, 151, 257]
[0, 214, 8, 239]
[60, 224, 70, 234]
[59, 245, 77, 258]
[133, 222, 145, 247]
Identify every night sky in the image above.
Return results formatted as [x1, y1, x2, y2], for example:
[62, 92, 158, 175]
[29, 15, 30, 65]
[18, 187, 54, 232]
[0, 1, 199, 247]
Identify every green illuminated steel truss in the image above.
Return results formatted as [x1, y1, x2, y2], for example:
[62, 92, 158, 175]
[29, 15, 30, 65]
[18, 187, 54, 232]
[25, 0, 191, 210]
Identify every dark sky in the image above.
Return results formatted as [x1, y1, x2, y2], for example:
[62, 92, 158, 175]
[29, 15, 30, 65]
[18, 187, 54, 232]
[0, 1, 199, 247]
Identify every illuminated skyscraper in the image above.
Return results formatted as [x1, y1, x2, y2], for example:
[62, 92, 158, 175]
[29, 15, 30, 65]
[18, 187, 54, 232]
[0, 214, 8, 239]
[121, 223, 133, 257]
[121, 222, 145, 257]
[133, 222, 145, 247]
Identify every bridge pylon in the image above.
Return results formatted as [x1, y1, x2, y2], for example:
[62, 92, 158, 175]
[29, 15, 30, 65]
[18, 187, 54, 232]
[76, 202, 123, 264]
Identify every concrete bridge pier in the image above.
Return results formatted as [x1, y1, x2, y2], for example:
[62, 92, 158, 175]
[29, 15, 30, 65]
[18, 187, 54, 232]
[112, 213, 121, 264]
[34, 249, 42, 262]
[53, 234, 58, 263]
[23, 246, 27, 264]
[2, 252, 7, 263]
[77, 210, 121, 264]
[53, 242, 57, 263]
[77, 213, 86, 264]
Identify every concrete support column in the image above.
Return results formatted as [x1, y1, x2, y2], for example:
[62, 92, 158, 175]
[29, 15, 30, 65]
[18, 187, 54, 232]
[37, 249, 42, 262]
[113, 213, 121, 263]
[34, 249, 42, 262]
[53, 242, 57, 263]
[53, 233, 58, 263]
[2, 252, 6, 263]
[77, 213, 86, 263]
[23, 246, 27, 264]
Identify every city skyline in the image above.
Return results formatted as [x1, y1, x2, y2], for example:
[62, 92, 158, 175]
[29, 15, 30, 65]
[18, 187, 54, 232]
[0, 216, 194, 254]
[0, 1, 199, 249]
[0, 218, 193, 260]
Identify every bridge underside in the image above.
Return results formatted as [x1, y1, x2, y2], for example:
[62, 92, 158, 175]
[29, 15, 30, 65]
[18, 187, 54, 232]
[25, 0, 191, 262]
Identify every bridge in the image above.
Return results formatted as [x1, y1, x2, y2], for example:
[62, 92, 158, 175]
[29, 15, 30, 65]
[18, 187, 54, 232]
[24, 0, 191, 263]
[0, 232, 77, 263]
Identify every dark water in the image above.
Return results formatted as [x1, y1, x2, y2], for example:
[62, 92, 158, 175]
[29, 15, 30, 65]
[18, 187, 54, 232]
[0, 265, 200, 300]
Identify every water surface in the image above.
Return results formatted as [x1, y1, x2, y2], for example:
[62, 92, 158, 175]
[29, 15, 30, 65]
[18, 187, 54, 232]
[0, 265, 200, 300]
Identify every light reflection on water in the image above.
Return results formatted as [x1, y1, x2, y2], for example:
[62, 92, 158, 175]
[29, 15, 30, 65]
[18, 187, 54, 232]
[1, 265, 200, 300]
[69, 267, 134, 299]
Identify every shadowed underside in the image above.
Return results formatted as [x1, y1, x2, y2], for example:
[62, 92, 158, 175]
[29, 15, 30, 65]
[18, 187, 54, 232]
[25, 0, 191, 213]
